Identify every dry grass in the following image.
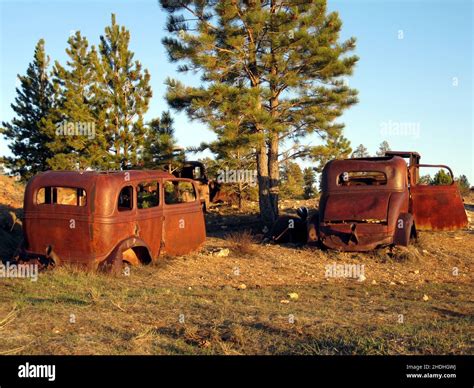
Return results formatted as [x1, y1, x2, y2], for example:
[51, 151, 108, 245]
[224, 230, 259, 257]
[0, 182, 472, 355]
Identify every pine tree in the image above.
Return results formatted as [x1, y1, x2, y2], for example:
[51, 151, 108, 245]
[351, 144, 369, 158]
[160, 0, 358, 225]
[142, 111, 183, 171]
[205, 138, 256, 211]
[376, 140, 391, 156]
[96, 13, 152, 169]
[311, 133, 352, 173]
[42, 32, 109, 170]
[456, 174, 470, 196]
[189, 85, 258, 210]
[280, 161, 304, 199]
[1, 39, 54, 180]
[419, 174, 431, 185]
[303, 167, 317, 199]
[431, 169, 452, 185]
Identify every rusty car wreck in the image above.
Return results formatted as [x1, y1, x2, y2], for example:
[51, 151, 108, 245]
[19, 170, 206, 270]
[273, 151, 468, 251]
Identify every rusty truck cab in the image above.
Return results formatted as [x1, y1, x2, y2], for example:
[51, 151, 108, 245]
[314, 156, 412, 251]
[310, 152, 468, 251]
[22, 170, 206, 269]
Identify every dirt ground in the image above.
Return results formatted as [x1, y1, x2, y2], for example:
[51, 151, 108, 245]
[0, 176, 472, 355]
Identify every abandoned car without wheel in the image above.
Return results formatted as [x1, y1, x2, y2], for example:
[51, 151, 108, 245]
[18, 170, 206, 271]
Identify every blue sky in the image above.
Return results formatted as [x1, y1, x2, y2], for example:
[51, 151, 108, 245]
[0, 0, 472, 181]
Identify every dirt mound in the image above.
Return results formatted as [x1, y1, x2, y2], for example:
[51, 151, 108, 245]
[0, 175, 24, 261]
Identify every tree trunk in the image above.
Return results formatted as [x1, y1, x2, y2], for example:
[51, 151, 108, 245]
[268, 133, 279, 220]
[257, 137, 280, 227]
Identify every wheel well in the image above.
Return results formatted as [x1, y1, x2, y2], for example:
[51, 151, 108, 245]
[125, 246, 152, 265]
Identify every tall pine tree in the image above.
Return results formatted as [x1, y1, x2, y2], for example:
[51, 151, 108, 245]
[376, 140, 391, 156]
[310, 132, 352, 173]
[303, 167, 317, 199]
[96, 13, 152, 169]
[1, 39, 54, 179]
[42, 32, 109, 170]
[161, 0, 358, 225]
[351, 144, 369, 158]
[142, 111, 183, 171]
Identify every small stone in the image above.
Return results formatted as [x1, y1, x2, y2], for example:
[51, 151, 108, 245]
[238, 283, 247, 290]
[423, 294, 429, 301]
[288, 292, 299, 300]
[280, 299, 290, 304]
[357, 274, 366, 282]
[371, 280, 377, 285]
[215, 248, 230, 257]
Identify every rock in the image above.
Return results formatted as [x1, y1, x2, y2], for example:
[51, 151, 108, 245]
[371, 280, 377, 285]
[288, 292, 299, 300]
[423, 294, 429, 301]
[280, 299, 290, 304]
[238, 283, 247, 290]
[357, 274, 366, 282]
[389, 281, 396, 286]
[215, 248, 230, 257]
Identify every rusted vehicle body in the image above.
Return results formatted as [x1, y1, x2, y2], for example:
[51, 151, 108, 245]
[172, 161, 238, 209]
[20, 170, 206, 270]
[306, 152, 467, 251]
[172, 161, 211, 210]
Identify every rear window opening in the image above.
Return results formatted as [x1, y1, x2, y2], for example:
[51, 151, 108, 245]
[118, 186, 133, 211]
[338, 171, 387, 186]
[37, 187, 87, 206]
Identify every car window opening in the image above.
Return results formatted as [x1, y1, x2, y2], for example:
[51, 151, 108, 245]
[338, 171, 387, 186]
[118, 186, 133, 211]
[37, 187, 87, 206]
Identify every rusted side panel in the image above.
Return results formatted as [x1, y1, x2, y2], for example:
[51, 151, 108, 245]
[410, 185, 468, 231]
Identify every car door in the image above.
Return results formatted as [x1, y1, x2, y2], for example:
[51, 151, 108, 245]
[162, 178, 206, 255]
[409, 164, 468, 230]
[134, 179, 163, 260]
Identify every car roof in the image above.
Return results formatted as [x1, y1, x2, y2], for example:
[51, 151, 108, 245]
[29, 169, 175, 187]
[321, 156, 408, 191]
